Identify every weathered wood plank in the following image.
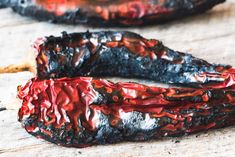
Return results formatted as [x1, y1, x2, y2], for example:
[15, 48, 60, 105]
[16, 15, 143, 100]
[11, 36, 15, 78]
[0, 72, 33, 110]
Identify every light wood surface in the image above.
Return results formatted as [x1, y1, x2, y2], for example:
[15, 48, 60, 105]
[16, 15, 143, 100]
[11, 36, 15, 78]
[0, 1, 235, 156]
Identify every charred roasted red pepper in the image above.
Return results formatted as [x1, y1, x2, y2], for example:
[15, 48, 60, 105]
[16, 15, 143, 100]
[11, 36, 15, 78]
[18, 30, 235, 147]
[3, 0, 225, 26]
[35, 31, 235, 88]
[18, 77, 235, 148]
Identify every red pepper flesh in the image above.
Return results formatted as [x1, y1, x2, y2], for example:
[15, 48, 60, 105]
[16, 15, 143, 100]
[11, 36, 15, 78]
[18, 77, 235, 148]
[35, 31, 235, 88]
[5, 0, 225, 26]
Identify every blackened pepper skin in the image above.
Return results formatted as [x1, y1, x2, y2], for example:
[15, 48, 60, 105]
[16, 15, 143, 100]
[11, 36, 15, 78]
[18, 77, 235, 148]
[5, 0, 225, 26]
[36, 31, 235, 88]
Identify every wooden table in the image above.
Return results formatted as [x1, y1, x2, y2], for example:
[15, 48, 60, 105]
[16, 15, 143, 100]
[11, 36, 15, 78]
[0, 1, 235, 156]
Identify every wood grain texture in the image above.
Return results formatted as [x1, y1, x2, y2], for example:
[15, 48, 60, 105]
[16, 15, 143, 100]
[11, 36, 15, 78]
[0, 0, 235, 156]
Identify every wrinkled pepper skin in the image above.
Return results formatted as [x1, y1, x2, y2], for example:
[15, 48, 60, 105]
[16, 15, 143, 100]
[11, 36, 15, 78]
[4, 0, 225, 26]
[18, 77, 235, 148]
[36, 31, 235, 88]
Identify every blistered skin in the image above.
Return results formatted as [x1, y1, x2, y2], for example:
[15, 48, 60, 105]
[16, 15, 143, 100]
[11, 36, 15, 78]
[5, 0, 225, 26]
[18, 77, 235, 148]
[36, 31, 235, 88]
